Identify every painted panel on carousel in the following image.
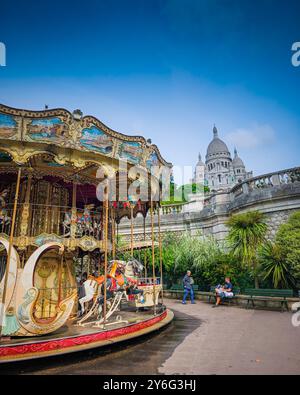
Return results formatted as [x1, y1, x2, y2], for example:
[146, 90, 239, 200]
[34, 234, 63, 247]
[118, 141, 143, 165]
[146, 151, 160, 171]
[80, 125, 113, 155]
[0, 113, 18, 139]
[26, 117, 69, 143]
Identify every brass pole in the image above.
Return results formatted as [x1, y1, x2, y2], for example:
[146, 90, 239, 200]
[130, 205, 134, 257]
[150, 200, 156, 315]
[103, 182, 109, 326]
[0, 167, 22, 335]
[112, 208, 116, 260]
[158, 206, 164, 304]
[71, 182, 77, 239]
[143, 215, 147, 278]
[116, 220, 119, 256]
[57, 253, 64, 305]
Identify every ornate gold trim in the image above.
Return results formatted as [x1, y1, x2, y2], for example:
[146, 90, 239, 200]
[0, 103, 172, 168]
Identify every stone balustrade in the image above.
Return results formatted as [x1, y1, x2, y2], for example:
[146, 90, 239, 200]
[231, 166, 300, 198]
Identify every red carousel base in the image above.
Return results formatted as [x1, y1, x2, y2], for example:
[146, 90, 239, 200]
[0, 308, 173, 363]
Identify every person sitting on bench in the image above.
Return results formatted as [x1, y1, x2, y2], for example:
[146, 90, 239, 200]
[212, 277, 234, 308]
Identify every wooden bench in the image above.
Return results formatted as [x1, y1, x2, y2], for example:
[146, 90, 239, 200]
[244, 288, 294, 311]
[208, 286, 240, 305]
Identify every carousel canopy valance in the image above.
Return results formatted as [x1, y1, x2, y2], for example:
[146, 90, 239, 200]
[0, 104, 172, 170]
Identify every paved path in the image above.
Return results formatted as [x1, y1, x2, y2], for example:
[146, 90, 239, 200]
[2, 299, 300, 375]
[160, 299, 300, 375]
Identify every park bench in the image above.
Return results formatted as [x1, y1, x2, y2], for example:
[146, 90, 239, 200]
[168, 284, 199, 297]
[244, 288, 294, 311]
[208, 286, 241, 305]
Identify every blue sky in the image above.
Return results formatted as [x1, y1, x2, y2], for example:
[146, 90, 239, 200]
[0, 0, 299, 181]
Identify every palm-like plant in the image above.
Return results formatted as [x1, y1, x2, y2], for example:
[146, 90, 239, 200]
[259, 242, 293, 289]
[226, 211, 267, 288]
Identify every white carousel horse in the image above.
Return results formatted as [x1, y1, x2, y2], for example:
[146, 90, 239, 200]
[78, 278, 100, 316]
[124, 259, 144, 281]
[62, 211, 72, 236]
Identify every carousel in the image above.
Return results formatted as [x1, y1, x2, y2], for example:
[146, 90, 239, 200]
[0, 104, 173, 363]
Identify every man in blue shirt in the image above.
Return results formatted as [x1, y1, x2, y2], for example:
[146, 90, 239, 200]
[212, 277, 234, 307]
[182, 270, 196, 304]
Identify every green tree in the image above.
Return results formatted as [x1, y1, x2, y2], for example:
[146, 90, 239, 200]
[259, 242, 294, 288]
[226, 211, 267, 288]
[275, 211, 300, 288]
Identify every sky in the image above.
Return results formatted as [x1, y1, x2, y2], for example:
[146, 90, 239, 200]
[0, 0, 299, 183]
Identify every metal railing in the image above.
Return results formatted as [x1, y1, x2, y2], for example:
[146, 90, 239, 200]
[0, 203, 103, 240]
[138, 277, 161, 286]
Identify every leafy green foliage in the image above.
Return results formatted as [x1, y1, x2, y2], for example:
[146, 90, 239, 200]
[226, 211, 267, 287]
[115, 211, 300, 291]
[275, 211, 300, 287]
[161, 182, 209, 205]
[259, 242, 294, 288]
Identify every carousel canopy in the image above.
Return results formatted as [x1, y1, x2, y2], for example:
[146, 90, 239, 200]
[0, 104, 171, 172]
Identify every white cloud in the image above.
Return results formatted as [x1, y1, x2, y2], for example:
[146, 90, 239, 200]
[226, 123, 276, 149]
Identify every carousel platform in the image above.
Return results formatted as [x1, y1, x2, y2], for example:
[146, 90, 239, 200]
[0, 307, 174, 364]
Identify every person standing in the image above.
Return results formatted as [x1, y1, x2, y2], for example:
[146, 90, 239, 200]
[182, 270, 196, 304]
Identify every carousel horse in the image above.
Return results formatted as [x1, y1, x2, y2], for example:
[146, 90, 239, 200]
[0, 189, 11, 231]
[62, 211, 72, 236]
[62, 205, 95, 238]
[0, 208, 11, 229]
[77, 259, 144, 321]
[78, 277, 100, 316]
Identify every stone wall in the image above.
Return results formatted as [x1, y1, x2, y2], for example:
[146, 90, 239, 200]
[118, 167, 300, 243]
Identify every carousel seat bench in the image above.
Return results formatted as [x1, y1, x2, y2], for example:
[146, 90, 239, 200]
[244, 288, 293, 311]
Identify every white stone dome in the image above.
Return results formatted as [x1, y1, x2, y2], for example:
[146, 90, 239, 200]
[232, 148, 245, 168]
[206, 126, 231, 160]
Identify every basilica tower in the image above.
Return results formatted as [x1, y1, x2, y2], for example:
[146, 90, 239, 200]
[194, 126, 253, 192]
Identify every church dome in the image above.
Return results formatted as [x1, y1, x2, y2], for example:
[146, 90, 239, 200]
[206, 126, 231, 161]
[196, 153, 205, 166]
[232, 148, 245, 168]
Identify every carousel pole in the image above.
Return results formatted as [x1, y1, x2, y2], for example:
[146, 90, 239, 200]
[150, 200, 156, 315]
[158, 205, 164, 304]
[130, 205, 134, 257]
[70, 181, 77, 239]
[112, 208, 116, 260]
[103, 181, 109, 327]
[116, 220, 119, 256]
[0, 167, 22, 335]
[57, 254, 64, 305]
[143, 215, 147, 279]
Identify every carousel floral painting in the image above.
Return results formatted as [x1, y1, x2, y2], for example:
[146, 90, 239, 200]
[80, 125, 113, 155]
[0, 113, 18, 138]
[27, 118, 68, 142]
